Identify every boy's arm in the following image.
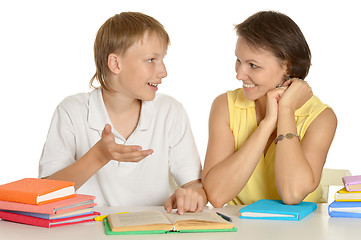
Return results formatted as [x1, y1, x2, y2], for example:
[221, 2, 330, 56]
[46, 124, 152, 190]
[40, 103, 152, 190]
[165, 102, 206, 214]
[164, 180, 207, 215]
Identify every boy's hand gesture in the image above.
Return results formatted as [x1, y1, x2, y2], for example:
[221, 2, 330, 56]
[164, 180, 207, 215]
[95, 124, 153, 164]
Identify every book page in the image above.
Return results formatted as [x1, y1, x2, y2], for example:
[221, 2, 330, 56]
[241, 212, 294, 217]
[37, 186, 74, 203]
[348, 183, 361, 190]
[107, 211, 172, 232]
[330, 207, 361, 213]
[163, 211, 234, 230]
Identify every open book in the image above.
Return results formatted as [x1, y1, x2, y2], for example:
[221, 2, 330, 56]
[104, 211, 236, 235]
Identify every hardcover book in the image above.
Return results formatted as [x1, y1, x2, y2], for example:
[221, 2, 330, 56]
[3, 207, 94, 220]
[0, 178, 75, 205]
[239, 199, 317, 221]
[104, 211, 236, 235]
[328, 201, 361, 218]
[0, 210, 100, 228]
[0, 194, 96, 214]
[342, 175, 361, 191]
[335, 187, 361, 201]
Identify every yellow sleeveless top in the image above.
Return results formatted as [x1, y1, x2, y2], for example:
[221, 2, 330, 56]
[227, 88, 329, 205]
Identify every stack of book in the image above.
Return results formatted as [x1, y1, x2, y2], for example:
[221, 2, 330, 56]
[328, 175, 361, 218]
[0, 178, 100, 227]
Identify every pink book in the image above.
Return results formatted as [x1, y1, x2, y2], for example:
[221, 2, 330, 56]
[0, 210, 100, 228]
[342, 175, 361, 191]
[0, 194, 96, 214]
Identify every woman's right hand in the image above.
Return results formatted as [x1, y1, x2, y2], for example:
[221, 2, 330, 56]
[263, 85, 289, 130]
[95, 124, 153, 164]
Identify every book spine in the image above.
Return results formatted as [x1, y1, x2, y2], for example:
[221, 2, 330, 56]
[329, 211, 361, 218]
[0, 210, 50, 227]
[0, 189, 38, 205]
[298, 203, 317, 220]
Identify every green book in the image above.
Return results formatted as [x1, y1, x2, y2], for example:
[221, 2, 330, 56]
[103, 211, 237, 235]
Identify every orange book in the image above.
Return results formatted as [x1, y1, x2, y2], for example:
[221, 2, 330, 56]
[0, 178, 75, 205]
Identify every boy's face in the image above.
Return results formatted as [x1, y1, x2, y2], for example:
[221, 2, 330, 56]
[112, 31, 168, 101]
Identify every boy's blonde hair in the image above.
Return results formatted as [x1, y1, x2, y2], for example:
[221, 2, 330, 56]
[90, 12, 170, 91]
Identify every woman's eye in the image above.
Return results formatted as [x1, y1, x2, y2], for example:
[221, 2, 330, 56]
[250, 63, 259, 69]
[147, 58, 155, 63]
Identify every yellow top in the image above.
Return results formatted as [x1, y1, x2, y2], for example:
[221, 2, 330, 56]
[227, 88, 329, 205]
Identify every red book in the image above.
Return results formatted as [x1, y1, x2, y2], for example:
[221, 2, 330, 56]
[0, 178, 75, 205]
[0, 210, 101, 228]
[0, 194, 96, 214]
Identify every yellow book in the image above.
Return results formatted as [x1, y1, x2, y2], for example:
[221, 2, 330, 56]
[104, 211, 236, 235]
[335, 187, 361, 202]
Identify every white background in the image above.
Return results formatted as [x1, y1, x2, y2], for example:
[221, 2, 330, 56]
[0, 0, 360, 186]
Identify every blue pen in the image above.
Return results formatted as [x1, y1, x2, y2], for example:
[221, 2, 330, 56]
[216, 212, 232, 222]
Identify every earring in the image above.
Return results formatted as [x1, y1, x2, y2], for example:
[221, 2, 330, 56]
[286, 76, 290, 81]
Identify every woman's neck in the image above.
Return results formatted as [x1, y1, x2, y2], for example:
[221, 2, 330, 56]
[255, 95, 267, 124]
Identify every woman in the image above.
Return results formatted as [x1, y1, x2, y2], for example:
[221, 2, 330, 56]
[202, 11, 337, 207]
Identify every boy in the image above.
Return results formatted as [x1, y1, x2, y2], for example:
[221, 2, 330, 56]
[38, 12, 207, 214]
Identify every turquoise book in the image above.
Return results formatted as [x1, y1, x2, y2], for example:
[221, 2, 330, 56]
[239, 199, 317, 221]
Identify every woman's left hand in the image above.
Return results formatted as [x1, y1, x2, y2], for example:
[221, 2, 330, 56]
[279, 78, 313, 112]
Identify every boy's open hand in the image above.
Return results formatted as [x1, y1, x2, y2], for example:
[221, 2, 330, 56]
[164, 180, 207, 215]
[95, 124, 153, 164]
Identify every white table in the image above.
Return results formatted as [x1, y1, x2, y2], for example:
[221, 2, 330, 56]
[0, 204, 359, 240]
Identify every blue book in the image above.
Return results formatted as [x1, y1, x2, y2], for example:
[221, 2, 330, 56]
[239, 199, 317, 221]
[328, 201, 361, 218]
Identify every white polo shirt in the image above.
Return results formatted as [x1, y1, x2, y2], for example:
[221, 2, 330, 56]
[38, 88, 201, 207]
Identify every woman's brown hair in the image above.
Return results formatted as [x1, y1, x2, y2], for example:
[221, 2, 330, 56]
[235, 11, 311, 79]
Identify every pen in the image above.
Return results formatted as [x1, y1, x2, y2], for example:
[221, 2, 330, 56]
[94, 211, 129, 221]
[216, 212, 232, 222]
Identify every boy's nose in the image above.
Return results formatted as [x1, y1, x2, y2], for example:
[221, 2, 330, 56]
[158, 62, 167, 78]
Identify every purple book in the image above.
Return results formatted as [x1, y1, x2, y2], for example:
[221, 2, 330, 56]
[342, 175, 361, 191]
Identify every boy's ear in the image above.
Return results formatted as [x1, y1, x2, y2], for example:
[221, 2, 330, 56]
[107, 53, 122, 74]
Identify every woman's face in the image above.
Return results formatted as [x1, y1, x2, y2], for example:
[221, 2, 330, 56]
[235, 36, 288, 101]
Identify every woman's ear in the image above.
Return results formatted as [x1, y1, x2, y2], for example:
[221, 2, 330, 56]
[281, 60, 290, 76]
[107, 53, 121, 74]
